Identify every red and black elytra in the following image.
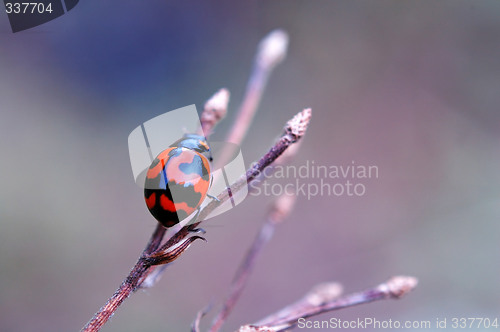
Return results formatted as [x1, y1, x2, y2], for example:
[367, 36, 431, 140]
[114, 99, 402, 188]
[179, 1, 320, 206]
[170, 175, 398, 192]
[144, 134, 212, 228]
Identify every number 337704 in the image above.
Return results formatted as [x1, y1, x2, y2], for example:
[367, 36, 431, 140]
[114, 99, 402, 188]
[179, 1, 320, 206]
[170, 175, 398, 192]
[5, 2, 54, 14]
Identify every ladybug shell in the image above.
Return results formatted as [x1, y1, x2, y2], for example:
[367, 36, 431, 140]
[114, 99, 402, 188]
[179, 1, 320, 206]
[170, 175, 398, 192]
[144, 147, 211, 228]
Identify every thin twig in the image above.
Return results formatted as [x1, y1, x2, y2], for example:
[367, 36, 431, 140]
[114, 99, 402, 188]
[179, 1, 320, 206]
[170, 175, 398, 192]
[227, 29, 288, 144]
[248, 129, 304, 194]
[217, 30, 289, 168]
[238, 276, 419, 332]
[81, 224, 165, 332]
[209, 193, 297, 332]
[255, 282, 343, 327]
[197, 108, 311, 224]
[199, 109, 310, 331]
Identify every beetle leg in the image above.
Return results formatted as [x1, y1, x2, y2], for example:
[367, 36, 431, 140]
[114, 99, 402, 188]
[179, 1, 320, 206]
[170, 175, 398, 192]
[207, 193, 220, 202]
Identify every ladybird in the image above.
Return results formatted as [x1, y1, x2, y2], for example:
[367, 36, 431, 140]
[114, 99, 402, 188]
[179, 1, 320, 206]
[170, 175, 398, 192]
[144, 134, 212, 228]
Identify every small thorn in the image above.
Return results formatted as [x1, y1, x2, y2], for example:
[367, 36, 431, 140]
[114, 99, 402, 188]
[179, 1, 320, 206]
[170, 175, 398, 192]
[190, 227, 206, 235]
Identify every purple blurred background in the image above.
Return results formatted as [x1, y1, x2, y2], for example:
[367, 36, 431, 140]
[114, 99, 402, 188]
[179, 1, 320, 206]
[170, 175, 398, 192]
[1, 1, 499, 331]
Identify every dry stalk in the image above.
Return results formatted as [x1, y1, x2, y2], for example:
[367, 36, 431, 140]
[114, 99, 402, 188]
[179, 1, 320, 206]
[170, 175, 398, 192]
[216, 29, 289, 168]
[237, 276, 418, 332]
[207, 193, 298, 332]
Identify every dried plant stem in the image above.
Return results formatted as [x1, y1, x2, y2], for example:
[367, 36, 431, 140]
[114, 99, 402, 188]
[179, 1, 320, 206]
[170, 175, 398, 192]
[208, 193, 297, 332]
[81, 225, 165, 332]
[196, 110, 310, 332]
[227, 29, 288, 144]
[238, 276, 418, 332]
[217, 30, 289, 168]
[255, 281, 343, 328]
[208, 221, 273, 332]
[197, 108, 310, 224]
[81, 262, 147, 332]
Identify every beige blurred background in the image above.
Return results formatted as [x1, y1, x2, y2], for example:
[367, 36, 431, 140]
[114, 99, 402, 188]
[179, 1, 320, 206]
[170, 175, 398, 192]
[1, 1, 499, 331]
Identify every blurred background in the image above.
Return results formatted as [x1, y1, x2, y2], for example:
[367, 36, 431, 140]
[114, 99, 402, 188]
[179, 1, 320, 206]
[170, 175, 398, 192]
[1, 1, 499, 331]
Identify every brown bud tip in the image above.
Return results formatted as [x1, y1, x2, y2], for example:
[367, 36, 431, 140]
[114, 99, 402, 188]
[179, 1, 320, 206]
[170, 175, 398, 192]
[285, 108, 312, 142]
[378, 276, 418, 299]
